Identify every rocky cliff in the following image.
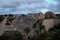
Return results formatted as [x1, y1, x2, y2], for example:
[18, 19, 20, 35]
[0, 12, 60, 35]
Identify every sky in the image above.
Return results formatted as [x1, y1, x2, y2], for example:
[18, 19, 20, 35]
[0, 0, 60, 14]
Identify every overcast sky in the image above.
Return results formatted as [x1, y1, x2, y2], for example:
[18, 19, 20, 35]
[0, 0, 60, 14]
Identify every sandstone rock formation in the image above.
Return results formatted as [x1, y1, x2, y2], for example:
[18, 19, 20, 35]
[45, 11, 57, 19]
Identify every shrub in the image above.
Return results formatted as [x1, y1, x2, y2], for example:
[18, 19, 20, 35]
[0, 15, 4, 23]
[24, 27, 31, 34]
[0, 30, 23, 40]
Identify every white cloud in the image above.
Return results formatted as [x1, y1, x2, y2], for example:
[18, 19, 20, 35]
[41, 9, 50, 13]
[0, 0, 59, 14]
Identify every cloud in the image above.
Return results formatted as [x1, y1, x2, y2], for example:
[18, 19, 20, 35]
[0, 0, 60, 14]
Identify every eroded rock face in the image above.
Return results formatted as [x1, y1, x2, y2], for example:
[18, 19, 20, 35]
[12, 12, 57, 31]
[42, 19, 55, 31]
[0, 13, 60, 35]
[12, 13, 45, 31]
[36, 12, 45, 20]
[45, 11, 57, 19]
[42, 19, 60, 31]
[12, 14, 37, 31]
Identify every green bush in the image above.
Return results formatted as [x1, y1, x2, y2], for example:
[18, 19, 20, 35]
[24, 27, 31, 34]
[0, 30, 23, 40]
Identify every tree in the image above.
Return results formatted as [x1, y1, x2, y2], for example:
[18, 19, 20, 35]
[23, 27, 31, 40]
[48, 23, 60, 40]
[0, 30, 23, 40]
[0, 15, 4, 23]
[24, 27, 31, 34]
[32, 19, 46, 40]
[32, 23, 37, 29]
[39, 25, 45, 31]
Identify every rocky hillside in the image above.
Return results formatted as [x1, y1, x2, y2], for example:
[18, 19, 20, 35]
[0, 12, 60, 34]
[12, 13, 43, 31]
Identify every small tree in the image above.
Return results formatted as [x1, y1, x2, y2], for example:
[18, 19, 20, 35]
[23, 27, 31, 40]
[32, 23, 37, 29]
[39, 25, 45, 31]
[24, 27, 31, 34]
